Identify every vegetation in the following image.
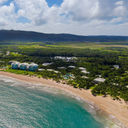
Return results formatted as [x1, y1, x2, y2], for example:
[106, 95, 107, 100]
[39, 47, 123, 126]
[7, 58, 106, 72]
[0, 41, 128, 101]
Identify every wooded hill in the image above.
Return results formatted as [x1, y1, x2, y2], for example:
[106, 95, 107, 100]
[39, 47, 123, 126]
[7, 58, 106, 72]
[0, 30, 128, 42]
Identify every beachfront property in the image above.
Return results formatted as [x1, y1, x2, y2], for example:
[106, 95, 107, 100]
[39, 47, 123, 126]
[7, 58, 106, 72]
[11, 62, 38, 71]
[11, 62, 20, 69]
[19, 63, 29, 70]
[47, 69, 59, 73]
[28, 63, 39, 71]
[63, 73, 75, 80]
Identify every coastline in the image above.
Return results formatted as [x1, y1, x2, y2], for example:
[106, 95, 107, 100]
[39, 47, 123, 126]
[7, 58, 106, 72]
[0, 71, 128, 128]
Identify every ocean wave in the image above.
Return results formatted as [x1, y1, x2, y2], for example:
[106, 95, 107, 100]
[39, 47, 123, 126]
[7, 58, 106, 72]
[0, 75, 125, 128]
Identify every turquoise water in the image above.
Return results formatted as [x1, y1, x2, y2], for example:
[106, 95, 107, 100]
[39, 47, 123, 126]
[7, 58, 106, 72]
[0, 76, 118, 128]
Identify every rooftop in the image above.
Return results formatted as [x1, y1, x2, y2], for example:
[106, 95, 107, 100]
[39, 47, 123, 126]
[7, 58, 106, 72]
[94, 78, 105, 82]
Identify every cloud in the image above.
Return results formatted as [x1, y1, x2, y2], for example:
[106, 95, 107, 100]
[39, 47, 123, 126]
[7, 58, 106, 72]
[114, 1, 127, 17]
[15, 0, 49, 25]
[0, 2, 15, 26]
[0, 0, 128, 35]
[0, 0, 8, 4]
[60, 0, 100, 21]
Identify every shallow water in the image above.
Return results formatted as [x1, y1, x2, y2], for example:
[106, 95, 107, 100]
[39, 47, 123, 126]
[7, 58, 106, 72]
[0, 76, 120, 128]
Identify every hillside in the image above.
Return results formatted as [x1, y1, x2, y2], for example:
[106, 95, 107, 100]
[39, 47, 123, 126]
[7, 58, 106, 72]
[0, 30, 128, 42]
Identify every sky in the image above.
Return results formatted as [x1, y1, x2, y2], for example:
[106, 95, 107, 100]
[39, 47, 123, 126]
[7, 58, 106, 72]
[0, 0, 128, 36]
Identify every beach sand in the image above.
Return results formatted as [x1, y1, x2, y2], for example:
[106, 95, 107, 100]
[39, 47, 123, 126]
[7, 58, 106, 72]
[0, 71, 128, 128]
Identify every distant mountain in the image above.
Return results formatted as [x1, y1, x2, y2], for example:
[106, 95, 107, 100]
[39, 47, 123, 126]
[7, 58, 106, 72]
[0, 30, 128, 42]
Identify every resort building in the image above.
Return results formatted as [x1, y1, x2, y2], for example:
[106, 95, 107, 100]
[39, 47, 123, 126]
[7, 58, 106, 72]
[68, 66, 75, 68]
[19, 63, 29, 70]
[82, 76, 88, 79]
[81, 70, 90, 74]
[54, 56, 77, 62]
[47, 69, 59, 73]
[113, 65, 119, 69]
[94, 78, 105, 83]
[42, 63, 53, 66]
[11, 62, 38, 71]
[79, 67, 86, 70]
[38, 68, 45, 71]
[11, 62, 20, 69]
[57, 67, 66, 69]
[79, 67, 89, 74]
[47, 69, 54, 72]
[28, 63, 39, 71]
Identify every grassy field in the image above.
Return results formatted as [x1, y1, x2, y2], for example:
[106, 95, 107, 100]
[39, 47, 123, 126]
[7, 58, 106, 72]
[46, 43, 128, 49]
[1, 41, 128, 53]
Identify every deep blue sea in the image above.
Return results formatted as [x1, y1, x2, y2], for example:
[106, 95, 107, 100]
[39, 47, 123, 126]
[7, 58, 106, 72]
[0, 76, 120, 128]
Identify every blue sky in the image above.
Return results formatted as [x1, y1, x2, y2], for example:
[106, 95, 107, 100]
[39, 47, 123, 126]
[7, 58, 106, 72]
[0, 0, 128, 35]
[46, 0, 63, 7]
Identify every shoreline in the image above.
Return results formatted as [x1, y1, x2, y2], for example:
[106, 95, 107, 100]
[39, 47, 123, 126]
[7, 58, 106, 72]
[0, 71, 128, 128]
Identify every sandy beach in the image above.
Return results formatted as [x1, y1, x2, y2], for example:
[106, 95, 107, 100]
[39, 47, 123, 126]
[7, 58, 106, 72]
[0, 71, 128, 128]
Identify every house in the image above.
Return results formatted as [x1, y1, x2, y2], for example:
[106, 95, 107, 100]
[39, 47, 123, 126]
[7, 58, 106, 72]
[42, 63, 53, 66]
[54, 56, 77, 62]
[9, 60, 18, 64]
[68, 66, 75, 68]
[11, 62, 20, 69]
[28, 63, 38, 71]
[82, 76, 88, 79]
[47, 69, 59, 73]
[47, 69, 54, 72]
[113, 65, 119, 69]
[79, 67, 86, 70]
[79, 67, 89, 74]
[94, 78, 105, 83]
[57, 67, 66, 69]
[19, 63, 29, 70]
[81, 70, 90, 74]
[11, 61, 38, 71]
[38, 68, 45, 71]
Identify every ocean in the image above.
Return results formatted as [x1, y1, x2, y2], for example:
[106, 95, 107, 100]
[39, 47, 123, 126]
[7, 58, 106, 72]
[0, 76, 120, 128]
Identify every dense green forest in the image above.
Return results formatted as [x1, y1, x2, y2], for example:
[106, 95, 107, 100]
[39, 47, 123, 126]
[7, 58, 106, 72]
[0, 42, 128, 101]
[0, 30, 128, 42]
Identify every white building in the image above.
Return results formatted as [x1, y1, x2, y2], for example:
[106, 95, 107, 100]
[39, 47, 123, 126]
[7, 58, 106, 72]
[11, 62, 20, 69]
[19, 63, 30, 70]
[113, 65, 119, 69]
[82, 76, 88, 79]
[79, 67, 86, 70]
[38, 68, 45, 71]
[28, 63, 38, 71]
[57, 67, 66, 69]
[68, 66, 75, 68]
[54, 56, 77, 62]
[94, 78, 105, 83]
[42, 63, 53, 66]
[47, 69, 59, 73]
[81, 70, 90, 74]
[11, 61, 38, 71]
